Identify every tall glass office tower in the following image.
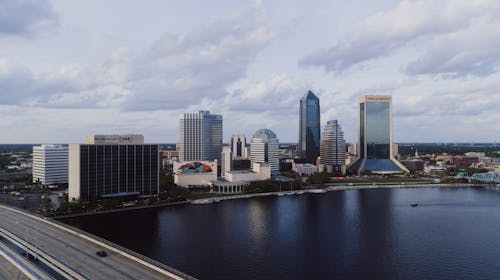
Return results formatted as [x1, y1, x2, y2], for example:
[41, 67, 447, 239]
[349, 96, 408, 174]
[179, 111, 223, 163]
[299, 90, 320, 164]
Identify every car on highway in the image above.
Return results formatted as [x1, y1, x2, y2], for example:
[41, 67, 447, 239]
[96, 250, 108, 257]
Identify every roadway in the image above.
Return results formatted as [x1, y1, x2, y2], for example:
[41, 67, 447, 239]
[0, 252, 30, 280]
[0, 205, 189, 280]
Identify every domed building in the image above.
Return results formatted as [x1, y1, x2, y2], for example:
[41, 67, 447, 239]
[250, 129, 280, 174]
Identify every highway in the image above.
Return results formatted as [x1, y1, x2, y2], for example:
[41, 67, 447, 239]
[0, 247, 31, 280]
[0, 205, 192, 280]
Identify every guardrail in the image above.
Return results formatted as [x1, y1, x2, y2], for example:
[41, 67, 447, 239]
[0, 225, 90, 280]
[0, 241, 47, 280]
[0, 204, 196, 280]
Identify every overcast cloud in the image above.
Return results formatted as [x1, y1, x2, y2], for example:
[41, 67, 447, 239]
[0, 0, 499, 143]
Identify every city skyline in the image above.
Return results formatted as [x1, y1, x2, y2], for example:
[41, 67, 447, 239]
[1, 1, 500, 144]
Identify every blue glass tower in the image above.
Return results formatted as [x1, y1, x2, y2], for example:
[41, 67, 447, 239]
[299, 90, 320, 163]
[349, 96, 408, 174]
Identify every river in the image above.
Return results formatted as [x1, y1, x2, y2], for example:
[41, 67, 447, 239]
[63, 187, 500, 280]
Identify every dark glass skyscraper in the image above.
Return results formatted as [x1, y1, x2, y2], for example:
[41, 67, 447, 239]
[349, 95, 408, 174]
[299, 90, 320, 163]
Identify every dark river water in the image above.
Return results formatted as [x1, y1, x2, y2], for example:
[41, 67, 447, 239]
[63, 187, 500, 280]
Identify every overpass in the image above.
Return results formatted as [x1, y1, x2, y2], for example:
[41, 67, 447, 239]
[0, 204, 195, 280]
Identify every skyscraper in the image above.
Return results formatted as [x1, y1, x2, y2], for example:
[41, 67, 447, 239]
[299, 90, 320, 163]
[349, 96, 408, 174]
[320, 120, 346, 173]
[250, 129, 279, 173]
[179, 110, 223, 163]
[230, 134, 247, 159]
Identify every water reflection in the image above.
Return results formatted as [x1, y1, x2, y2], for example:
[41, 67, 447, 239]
[64, 188, 500, 280]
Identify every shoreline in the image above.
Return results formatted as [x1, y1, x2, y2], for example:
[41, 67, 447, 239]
[54, 183, 495, 219]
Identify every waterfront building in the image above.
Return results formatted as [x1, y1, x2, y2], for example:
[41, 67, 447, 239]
[173, 160, 217, 187]
[179, 111, 222, 163]
[299, 90, 321, 164]
[348, 95, 408, 174]
[250, 129, 280, 173]
[320, 120, 346, 174]
[231, 134, 247, 159]
[293, 163, 319, 176]
[32, 144, 68, 186]
[221, 146, 232, 178]
[400, 160, 425, 173]
[452, 156, 479, 169]
[68, 135, 159, 202]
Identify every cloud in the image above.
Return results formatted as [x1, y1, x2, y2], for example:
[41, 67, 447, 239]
[405, 19, 500, 77]
[0, 0, 58, 37]
[227, 74, 305, 113]
[0, 9, 276, 111]
[299, 0, 500, 77]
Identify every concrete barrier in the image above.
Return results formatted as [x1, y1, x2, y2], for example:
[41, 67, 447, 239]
[0, 204, 196, 280]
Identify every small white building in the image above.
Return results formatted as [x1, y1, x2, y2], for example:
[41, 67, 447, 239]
[293, 163, 319, 176]
[32, 144, 68, 186]
[424, 165, 447, 174]
[224, 162, 271, 182]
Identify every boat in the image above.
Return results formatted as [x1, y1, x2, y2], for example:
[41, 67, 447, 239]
[296, 191, 305, 195]
[308, 189, 326, 194]
[276, 192, 285, 196]
[191, 199, 214, 205]
[411, 202, 418, 207]
[285, 191, 295, 196]
[213, 198, 222, 203]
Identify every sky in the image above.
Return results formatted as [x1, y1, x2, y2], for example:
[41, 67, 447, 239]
[1, 0, 499, 144]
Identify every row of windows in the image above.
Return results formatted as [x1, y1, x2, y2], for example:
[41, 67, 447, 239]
[78, 145, 159, 201]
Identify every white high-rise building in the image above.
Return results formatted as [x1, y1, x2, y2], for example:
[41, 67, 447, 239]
[221, 146, 232, 178]
[179, 111, 223, 163]
[250, 129, 279, 173]
[230, 134, 247, 159]
[32, 144, 68, 185]
[320, 120, 346, 170]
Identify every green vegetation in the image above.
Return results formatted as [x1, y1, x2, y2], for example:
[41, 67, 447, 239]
[308, 172, 332, 185]
[57, 202, 84, 214]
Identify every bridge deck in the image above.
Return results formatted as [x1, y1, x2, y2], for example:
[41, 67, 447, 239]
[0, 205, 190, 280]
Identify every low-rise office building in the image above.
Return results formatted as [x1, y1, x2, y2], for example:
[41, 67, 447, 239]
[293, 163, 319, 176]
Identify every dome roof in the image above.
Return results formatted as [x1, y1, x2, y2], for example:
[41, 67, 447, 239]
[252, 128, 277, 140]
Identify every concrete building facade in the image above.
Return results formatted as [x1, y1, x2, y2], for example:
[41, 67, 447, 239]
[32, 144, 68, 186]
[250, 129, 280, 173]
[320, 120, 346, 173]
